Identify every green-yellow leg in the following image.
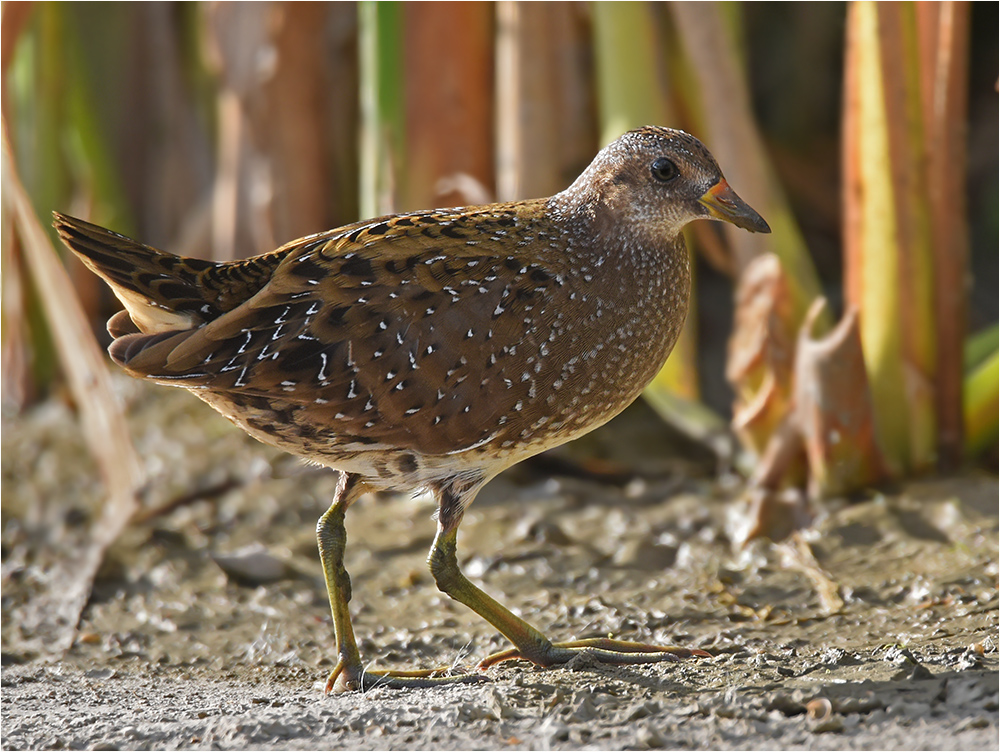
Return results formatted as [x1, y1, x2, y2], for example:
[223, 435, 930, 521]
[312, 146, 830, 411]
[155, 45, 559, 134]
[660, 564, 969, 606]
[429, 504, 711, 672]
[316, 472, 485, 693]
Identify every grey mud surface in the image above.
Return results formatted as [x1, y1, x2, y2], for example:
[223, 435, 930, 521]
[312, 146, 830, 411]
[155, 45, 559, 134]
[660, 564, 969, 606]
[3, 380, 998, 750]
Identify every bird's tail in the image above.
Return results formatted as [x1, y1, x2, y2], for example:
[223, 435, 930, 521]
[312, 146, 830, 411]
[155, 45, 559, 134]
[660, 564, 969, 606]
[53, 212, 220, 337]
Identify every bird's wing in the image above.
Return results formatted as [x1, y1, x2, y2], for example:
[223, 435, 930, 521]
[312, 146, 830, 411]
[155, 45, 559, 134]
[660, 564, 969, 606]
[112, 202, 571, 453]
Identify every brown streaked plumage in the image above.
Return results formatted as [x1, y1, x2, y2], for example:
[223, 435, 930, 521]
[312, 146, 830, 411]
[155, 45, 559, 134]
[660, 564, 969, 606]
[55, 126, 769, 692]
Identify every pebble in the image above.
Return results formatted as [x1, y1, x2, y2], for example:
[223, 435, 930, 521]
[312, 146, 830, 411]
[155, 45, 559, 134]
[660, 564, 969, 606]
[766, 694, 805, 717]
[906, 662, 933, 680]
[624, 700, 661, 721]
[612, 539, 677, 570]
[485, 688, 520, 720]
[568, 691, 598, 722]
[211, 544, 294, 585]
[809, 715, 845, 734]
[955, 716, 990, 731]
[882, 645, 919, 666]
[83, 668, 116, 680]
[821, 647, 861, 666]
[634, 724, 668, 748]
[888, 701, 931, 719]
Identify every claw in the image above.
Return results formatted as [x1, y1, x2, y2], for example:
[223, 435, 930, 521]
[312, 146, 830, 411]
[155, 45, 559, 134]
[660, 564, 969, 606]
[324, 660, 356, 694]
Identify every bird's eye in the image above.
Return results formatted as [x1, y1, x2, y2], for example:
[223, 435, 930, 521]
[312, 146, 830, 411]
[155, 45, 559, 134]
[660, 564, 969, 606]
[650, 157, 679, 183]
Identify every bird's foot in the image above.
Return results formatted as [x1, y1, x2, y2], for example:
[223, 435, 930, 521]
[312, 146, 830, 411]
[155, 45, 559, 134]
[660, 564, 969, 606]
[325, 659, 488, 694]
[478, 637, 712, 670]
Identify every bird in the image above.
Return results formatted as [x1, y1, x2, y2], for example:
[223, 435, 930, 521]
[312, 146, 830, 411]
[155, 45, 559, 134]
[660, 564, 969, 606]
[55, 126, 770, 693]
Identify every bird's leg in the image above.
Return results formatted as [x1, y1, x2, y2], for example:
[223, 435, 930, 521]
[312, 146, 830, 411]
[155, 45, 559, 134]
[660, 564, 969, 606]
[317, 472, 365, 692]
[317, 472, 484, 693]
[429, 481, 711, 672]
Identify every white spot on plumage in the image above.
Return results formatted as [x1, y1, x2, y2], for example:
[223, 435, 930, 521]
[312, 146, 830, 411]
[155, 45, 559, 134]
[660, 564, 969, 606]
[237, 330, 252, 354]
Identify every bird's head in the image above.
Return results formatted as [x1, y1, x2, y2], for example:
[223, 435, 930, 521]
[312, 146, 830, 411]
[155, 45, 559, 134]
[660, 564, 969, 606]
[560, 126, 771, 242]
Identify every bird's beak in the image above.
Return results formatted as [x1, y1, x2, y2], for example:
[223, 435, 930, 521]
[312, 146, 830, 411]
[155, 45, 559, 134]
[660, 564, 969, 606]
[698, 179, 771, 234]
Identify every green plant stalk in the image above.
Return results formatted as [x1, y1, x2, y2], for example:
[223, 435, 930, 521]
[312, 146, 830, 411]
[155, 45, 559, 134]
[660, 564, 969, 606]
[717, 13, 824, 326]
[847, 2, 941, 474]
[592, 2, 670, 144]
[849, 1, 911, 473]
[890, 3, 937, 470]
[26, 5, 68, 223]
[359, 0, 404, 218]
[964, 325, 999, 372]
[62, 4, 134, 234]
[669, 2, 826, 329]
[918, 2, 971, 468]
[964, 350, 998, 456]
[8, 7, 65, 393]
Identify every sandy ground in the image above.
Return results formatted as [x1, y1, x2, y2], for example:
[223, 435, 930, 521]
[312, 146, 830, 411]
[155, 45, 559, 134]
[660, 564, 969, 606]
[2, 381, 998, 750]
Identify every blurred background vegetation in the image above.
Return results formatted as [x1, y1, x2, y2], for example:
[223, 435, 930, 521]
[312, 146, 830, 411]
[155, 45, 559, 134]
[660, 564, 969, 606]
[2, 1, 997, 515]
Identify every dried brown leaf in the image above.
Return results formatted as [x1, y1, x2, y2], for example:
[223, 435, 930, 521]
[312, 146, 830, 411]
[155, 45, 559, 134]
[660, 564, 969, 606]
[794, 298, 888, 498]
